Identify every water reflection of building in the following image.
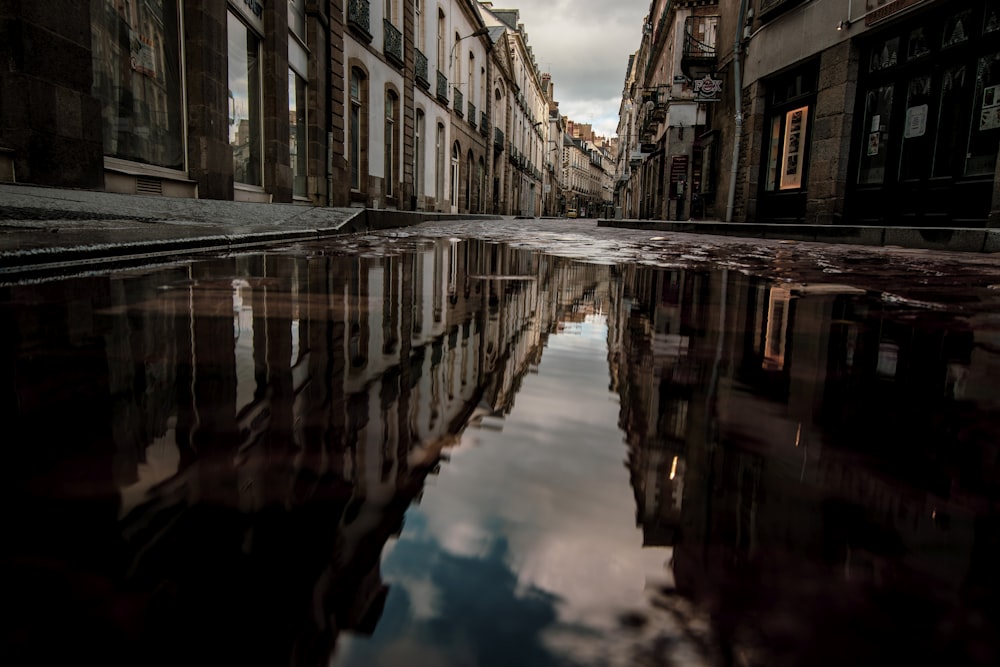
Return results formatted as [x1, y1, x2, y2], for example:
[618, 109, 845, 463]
[0, 239, 597, 665]
[610, 265, 1000, 664]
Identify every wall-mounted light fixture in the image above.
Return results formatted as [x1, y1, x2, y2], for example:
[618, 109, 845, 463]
[836, 20, 850, 31]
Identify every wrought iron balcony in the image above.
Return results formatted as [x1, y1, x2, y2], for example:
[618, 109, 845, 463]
[453, 88, 463, 117]
[347, 0, 372, 43]
[383, 19, 403, 67]
[480, 111, 489, 136]
[415, 49, 429, 89]
[436, 70, 448, 103]
[468, 102, 476, 127]
[494, 127, 504, 150]
[682, 15, 719, 79]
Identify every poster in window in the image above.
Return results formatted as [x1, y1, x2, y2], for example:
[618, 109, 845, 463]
[779, 106, 808, 190]
[868, 132, 880, 156]
[905, 105, 928, 138]
[982, 84, 1000, 131]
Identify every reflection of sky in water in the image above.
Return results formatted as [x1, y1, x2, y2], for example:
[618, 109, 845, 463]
[333, 316, 677, 667]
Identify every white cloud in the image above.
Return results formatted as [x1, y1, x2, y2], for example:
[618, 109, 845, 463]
[506, 1, 647, 138]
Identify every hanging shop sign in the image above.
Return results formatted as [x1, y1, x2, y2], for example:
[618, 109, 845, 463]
[694, 76, 723, 102]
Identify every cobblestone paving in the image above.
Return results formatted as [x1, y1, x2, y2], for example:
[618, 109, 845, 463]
[302, 217, 1000, 316]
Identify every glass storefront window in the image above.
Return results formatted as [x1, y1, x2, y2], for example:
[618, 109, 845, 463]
[765, 117, 780, 191]
[858, 85, 894, 185]
[933, 65, 969, 178]
[899, 75, 932, 181]
[966, 52, 1000, 176]
[90, 0, 184, 169]
[228, 12, 262, 187]
[289, 71, 308, 198]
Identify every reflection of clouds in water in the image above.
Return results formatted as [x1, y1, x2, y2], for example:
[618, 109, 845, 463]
[337, 319, 712, 665]
[438, 520, 493, 558]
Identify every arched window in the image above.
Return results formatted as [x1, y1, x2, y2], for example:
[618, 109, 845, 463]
[415, 109, 425, 203]
[349, 67, 368, 193]
[385, 89, 399, 199]
[466, 150, 473, 211]
[450, 141, 461, 209]
[478, 156, 485, 214]
[436, 122, 446, 205]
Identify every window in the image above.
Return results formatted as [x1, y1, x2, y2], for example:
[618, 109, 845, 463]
[415, 109, 425, 199]
[898, 75, 932, 181]
[289, 70, 308, 197]
[762, 66, 816, 192]
[385, 90, 398, 198]
[289, 0, 309, 198]
[415, 0, 424, 51]
[436, 123, 446, 204]
[858, 85, 894, 185]
[466, 150, 473, 211]
[468, 52, 475, 108]
[451, 141, 461, 209]
[437, 10, 446, 73]
[229, 12, 263, 186]
[91, 0, 184, 169]
[349, 67, 367, 191]
[288, 0, 306, 40]
[966, 51, 1000, 176]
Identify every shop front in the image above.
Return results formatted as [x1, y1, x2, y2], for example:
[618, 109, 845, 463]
[848, 0, 1000, 226]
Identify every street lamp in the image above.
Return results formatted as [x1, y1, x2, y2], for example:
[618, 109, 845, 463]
[450, 26, 490, 70]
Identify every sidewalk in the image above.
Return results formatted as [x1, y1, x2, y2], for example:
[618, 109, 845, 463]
[0, 183, 499, 276]
[2, 183, 998, 279]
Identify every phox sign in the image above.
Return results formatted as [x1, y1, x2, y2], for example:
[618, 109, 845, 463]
[694, 76, 723, 102]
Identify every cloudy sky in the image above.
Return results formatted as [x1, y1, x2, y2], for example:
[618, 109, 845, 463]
[510, 1, 649, 139]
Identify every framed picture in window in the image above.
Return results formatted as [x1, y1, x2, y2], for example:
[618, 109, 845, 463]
[780, 106, 808, 190]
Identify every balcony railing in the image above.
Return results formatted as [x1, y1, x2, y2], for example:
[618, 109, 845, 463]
[494, 127, 504, 150]
[683, 15, 719, 59]
[347, 0, 372, 42]
[468, 102, 476, 127]
[480, 111, 489, 136]
[453, 88, 464, 117]
[383, 19, 403, 67]
[436, 70, 448, 103]
[415, 49, 429, 88]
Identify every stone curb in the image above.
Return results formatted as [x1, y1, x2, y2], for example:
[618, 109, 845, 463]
[597, 219, 1000, 254]
[0, 209, 503, 278]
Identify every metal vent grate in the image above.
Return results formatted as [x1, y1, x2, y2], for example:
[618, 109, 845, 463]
[136, 176, 162, 195]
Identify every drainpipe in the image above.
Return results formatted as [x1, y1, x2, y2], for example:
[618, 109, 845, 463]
[725, 0, 749, 222]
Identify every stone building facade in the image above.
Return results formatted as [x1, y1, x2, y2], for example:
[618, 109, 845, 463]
[617, 0, 1000, 227]
[0, 1, 566, 218]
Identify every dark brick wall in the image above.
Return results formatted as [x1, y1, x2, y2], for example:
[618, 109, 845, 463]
[0, 1, 103, 188]
[184, 4, 232, 200]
